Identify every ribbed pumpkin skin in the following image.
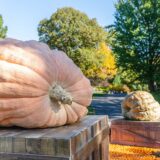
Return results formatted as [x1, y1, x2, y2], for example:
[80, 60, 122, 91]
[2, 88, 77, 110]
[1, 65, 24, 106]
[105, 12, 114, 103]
[0, 38, 92, 128]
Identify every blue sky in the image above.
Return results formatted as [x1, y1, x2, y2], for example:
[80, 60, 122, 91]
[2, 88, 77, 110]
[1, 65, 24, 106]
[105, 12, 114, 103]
[0, 0, 116, 41]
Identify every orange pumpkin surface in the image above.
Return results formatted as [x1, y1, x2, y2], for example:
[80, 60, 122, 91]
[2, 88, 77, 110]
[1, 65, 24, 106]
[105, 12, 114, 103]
[0, 38, 92, 128]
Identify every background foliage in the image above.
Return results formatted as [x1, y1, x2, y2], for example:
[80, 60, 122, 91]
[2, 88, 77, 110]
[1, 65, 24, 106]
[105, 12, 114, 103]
[0, 15, 7, 39]
[109, 0, 160, 91]
[38, 7, 116, 81]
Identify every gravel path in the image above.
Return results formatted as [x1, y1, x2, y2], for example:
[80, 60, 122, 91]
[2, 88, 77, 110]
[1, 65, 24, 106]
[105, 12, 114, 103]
[91, 94, 126, 120]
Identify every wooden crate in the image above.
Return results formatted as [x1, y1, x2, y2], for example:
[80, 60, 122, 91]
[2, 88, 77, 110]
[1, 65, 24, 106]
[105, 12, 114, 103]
[110, 118, 160, 148]
[0, 115, 109, 160]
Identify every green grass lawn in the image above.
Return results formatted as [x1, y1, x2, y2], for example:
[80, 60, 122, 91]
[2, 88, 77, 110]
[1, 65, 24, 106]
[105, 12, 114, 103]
[93, 93, 106, 97]
[88, 105, 95, 115]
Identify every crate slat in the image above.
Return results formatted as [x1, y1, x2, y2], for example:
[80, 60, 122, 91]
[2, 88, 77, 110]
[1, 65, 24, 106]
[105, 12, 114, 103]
[111, 118, 160, 148]
[0, 115, 109, 160]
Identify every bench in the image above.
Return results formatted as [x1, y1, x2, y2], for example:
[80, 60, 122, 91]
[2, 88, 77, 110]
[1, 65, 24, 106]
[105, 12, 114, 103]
[0, 115, 109, 160]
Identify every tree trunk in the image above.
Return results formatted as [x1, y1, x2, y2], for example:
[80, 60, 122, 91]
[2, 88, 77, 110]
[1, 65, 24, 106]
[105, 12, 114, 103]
[148, 64, 157, 92]
[148, 79, 157, 92]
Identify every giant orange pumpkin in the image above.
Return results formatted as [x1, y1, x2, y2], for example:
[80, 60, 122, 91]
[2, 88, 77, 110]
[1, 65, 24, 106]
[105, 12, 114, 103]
[0, 38, 92, 128]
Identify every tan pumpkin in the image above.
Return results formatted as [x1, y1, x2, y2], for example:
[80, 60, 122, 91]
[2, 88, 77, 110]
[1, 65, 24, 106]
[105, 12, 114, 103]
[0, 38, 92, 128]
[121, 91, 160, 121]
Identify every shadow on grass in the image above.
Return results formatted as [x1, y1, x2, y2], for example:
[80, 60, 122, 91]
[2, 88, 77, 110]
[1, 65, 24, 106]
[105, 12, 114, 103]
[93, 93, 106, 97]
[93, 93, 126, 97]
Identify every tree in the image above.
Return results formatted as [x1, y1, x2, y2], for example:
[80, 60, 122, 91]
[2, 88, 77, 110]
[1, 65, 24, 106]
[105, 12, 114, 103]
[38, 7, 106, 53]
[95, 42, 117, 80]
[38, 7, 107, 79]
[72, 47, 101, 78]
[74, 43, 117, 80]
[110, 0, 160, 91]
[0, 15, 7, 38]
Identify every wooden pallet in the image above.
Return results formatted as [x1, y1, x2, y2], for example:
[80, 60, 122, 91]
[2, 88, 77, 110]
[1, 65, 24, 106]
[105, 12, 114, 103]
[0, 115, 109, 160]
[111, 118, 160, 148]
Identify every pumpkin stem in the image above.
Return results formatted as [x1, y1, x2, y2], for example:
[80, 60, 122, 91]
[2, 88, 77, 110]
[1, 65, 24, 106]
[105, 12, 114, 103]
[49, 84, 72, 105]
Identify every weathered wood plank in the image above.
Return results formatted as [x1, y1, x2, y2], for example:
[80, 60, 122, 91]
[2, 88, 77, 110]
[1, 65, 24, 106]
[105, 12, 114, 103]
[70, 116, 108, 153]
[12, 137, 26, 153]
[92, 145, 101, 160]
[0, 129, 25, 153]
[111, 118, 160, 148]
[101, 136, 109, 160]
[0, 153, 69, 160]
[72, 127, 109, 160]
[0, 116, 109, 160]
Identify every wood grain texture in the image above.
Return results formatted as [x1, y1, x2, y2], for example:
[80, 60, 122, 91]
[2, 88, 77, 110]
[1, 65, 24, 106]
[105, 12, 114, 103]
[0, 115, 109, 160]
[111, 118, 160, 148]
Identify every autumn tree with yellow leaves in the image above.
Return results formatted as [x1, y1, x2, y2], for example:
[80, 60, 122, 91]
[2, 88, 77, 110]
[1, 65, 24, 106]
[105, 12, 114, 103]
[77, 42, 117, 81]
[95, 42, 117, 80]
[70, 42, 117, 82]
